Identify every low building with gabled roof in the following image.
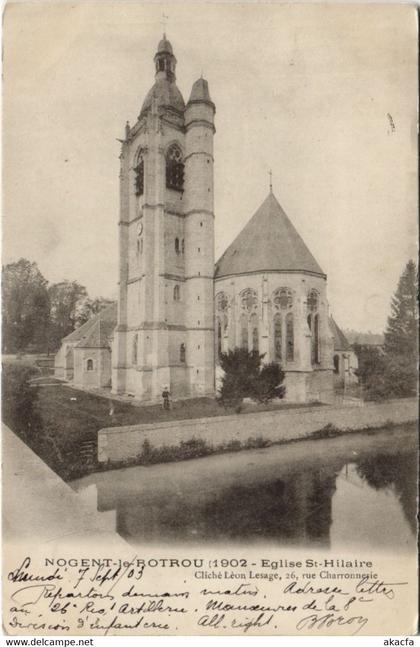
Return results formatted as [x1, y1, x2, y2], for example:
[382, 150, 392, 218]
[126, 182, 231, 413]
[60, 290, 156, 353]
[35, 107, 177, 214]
[54, 302, 117, 388]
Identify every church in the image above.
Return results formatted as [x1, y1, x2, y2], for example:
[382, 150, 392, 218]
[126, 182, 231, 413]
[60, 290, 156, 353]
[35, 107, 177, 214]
[55, 35, 357, 403]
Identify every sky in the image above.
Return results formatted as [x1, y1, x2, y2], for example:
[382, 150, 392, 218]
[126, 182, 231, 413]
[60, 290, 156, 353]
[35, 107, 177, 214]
[3, 2, 418, 333]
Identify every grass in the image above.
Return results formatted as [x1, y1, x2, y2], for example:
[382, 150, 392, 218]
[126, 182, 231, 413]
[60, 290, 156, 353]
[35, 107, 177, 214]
[36, 384, 321, 443]
[2, 381, 319, 481]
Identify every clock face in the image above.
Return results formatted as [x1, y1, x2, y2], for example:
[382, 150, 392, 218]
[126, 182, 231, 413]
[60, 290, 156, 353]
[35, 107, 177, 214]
[136, 222, 143, 236]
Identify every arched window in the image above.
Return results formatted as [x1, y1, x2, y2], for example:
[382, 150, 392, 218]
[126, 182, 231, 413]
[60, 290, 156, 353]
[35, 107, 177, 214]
[333, 354, 340, 374]
[166, 144, 184, 191]
[86, 358, 94, 371]
[173, 285, 180, 301]
[134, 149, 145, 196]
[250, 313, 259, 352]
[180, 343, 186, 363]
[175, 238, 180, 255]
[240, 314, 248, 350]
[274, 313, 282, 361]
[286, 313, 294, 362]
[217, 319, 222, 360]
[132, 334, 138, 364]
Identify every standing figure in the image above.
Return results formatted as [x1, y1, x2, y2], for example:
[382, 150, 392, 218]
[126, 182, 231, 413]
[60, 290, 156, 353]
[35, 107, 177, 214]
[162, 386, 171, 410]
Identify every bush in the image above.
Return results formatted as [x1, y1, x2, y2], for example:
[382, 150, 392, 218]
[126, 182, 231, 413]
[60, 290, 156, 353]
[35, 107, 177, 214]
[244, 436, 272, 449]
[252, 362, 286, 404]
[1, 363, 41, 441]
[218, 348, 285, 408]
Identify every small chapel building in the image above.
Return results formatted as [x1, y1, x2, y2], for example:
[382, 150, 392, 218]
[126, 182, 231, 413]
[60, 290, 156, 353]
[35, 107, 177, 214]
[54, 35, 357, 403]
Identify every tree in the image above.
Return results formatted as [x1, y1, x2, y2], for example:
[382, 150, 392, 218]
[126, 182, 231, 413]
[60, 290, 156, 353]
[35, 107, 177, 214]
[218, 348, 285, 409]
[383, 260, 418, 397]
[354, 260, 418, 400]
[48, 281, 88, 350]
[2, 259, 50, 353]
[353, 344, 388, 400]
[74, 296, 114, 328]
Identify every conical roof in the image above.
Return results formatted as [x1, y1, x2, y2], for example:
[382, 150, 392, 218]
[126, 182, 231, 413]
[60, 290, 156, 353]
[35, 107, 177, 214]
[189, 77, 212, 103]
[215, 192, 325, 279]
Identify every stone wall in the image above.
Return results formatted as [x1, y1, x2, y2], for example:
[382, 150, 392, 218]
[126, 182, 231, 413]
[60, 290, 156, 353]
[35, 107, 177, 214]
[98, 398, 417, 464]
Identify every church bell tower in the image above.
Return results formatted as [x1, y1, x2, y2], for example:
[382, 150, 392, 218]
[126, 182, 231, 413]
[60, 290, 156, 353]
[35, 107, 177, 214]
[112, 36, 215, 401]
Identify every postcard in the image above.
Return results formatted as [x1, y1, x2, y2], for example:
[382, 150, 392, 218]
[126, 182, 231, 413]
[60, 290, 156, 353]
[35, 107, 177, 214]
[2, 1, 418, 637]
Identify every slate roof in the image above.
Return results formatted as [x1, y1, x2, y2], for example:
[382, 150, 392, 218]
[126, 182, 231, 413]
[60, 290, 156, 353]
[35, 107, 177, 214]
[157, 35, 173, 55]
[329, 316, 350, 351]
[188, 78, 212, 104]
[140, 79, 185, 118]
[62, 302, 117, 347]
[214, 192, 325, 279]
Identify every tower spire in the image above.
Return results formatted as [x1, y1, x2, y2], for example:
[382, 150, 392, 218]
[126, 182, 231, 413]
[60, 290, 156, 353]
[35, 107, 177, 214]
[160, 12, 168, 36]
[269, 169, 273, 193]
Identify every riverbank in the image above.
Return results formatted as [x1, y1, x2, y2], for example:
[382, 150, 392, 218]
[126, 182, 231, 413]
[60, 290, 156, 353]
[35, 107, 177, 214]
[98, 397, 418, 467]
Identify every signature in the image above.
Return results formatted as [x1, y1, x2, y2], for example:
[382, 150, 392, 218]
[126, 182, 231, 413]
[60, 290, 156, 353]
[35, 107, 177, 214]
[296, 612, 369, 635]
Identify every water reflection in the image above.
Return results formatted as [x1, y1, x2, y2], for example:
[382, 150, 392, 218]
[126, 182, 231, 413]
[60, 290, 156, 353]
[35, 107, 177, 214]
[73, 427, 417, 549]
[356, 452, 418, 534]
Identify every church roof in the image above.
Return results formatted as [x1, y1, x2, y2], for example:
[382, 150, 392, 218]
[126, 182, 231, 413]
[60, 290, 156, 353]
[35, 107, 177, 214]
[140, 79, 185, 117]
[75, 317, 116, 349]
[215, 192, 325, 279]
[329, 316, 350, 351]
[188, 77, 212, 103]
[157, 35, 173, 54]
[62, 302, 117, 345]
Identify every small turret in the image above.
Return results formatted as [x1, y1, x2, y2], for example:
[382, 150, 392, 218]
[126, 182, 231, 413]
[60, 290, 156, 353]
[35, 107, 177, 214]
[154, 34, 177, 81]
[139, 35, 185, 119]
[184, 75, 216, 396]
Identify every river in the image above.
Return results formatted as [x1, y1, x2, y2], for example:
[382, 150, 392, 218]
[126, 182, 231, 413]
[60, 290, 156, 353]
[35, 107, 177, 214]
[72, 424, 417, 550]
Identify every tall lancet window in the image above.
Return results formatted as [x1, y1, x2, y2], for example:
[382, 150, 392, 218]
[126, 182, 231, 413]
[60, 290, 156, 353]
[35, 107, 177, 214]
[274, 313, 282, 361]
[134, 149, 145, 196]
[286, 313, 294, 362]
[132, 334, 138, 365]
[250, 313, 259, 352]
[166, 144, 184, 191]
[223, 315, 228, 339]
[313, 314, 320, 364]
[240, 314, 248, 351]
[307, 289, 320, 365]
[217, 319, 222, 361]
